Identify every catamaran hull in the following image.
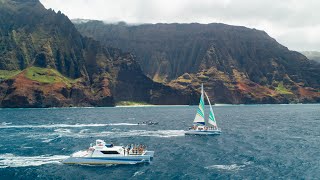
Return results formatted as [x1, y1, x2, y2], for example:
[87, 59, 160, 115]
[185, 130, 221, 135]
[62, 151, 154, 165]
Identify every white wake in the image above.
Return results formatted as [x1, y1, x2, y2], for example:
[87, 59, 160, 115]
[0, 154, 68, 168]
[47, 129, 186, 138]
[205, 161, 252, 171]
[0, 123, 141, 129]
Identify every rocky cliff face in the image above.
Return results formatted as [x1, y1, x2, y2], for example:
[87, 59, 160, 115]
[75, 21, 320, 104]
[0, 0, 198, 107]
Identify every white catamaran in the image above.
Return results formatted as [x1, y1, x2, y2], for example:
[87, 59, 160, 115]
[62, 139, 154, 165]
[185, 84, 221, 135]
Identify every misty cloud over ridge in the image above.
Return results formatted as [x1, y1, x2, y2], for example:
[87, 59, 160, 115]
[40, 0, 320, 51]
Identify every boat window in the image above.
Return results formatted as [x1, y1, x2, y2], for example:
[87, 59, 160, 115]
[100, 151, 120, 154]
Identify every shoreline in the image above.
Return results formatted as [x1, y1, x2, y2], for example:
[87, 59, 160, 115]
[0, 103, 319, 110]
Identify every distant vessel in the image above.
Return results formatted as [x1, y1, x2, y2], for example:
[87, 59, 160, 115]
[138, 121, 159, 125]
[185, 84, 221, 135]
[62, 139, 154, 165]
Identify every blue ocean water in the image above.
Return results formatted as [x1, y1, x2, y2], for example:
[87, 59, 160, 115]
[0, 104, 319, 179]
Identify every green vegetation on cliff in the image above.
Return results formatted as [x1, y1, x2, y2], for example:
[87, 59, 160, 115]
[116, 101, 151, 106]
[25, 66, 76, 87]
[0, 70, 21, 79]
[275, 82, 293, 95]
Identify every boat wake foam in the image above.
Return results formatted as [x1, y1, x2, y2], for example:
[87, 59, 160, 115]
[133, 170, 145, 177]
[0, 154, 68, 168]
[0, 123, 141, 129]
[45, 129, 186, 138]
[205, 161, 252, 171]
[119, 130, 186, 138]
[0, 122, 12, 126]
[54, 128, 72, 133]
[205, 164, 245, 171]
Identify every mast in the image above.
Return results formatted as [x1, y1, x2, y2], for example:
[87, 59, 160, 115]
[204, 91, 218, 128]
[193, 84, 205, 125]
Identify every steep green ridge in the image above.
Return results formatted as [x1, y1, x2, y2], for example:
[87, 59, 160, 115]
[74, 21, 320, 103]
[0, 0, 87, 78]
[0, 0, 198, 107]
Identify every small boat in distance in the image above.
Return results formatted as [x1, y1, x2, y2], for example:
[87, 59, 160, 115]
[138, 121, 159, 125]
[62, 139, 154, 165]
[185, 84, 221, 135]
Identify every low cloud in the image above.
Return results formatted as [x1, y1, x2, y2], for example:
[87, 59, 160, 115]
[40, 0, 320, 51]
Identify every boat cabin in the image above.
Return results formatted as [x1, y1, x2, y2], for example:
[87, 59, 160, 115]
[87, 139, 146, 156]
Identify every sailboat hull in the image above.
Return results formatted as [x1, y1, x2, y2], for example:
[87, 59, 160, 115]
[185, 130, 221, 135]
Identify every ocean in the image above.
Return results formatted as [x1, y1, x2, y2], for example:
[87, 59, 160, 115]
[0, 104, 319, 179]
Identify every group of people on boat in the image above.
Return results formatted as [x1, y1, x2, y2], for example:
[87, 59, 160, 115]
[125, 144, 146, 155]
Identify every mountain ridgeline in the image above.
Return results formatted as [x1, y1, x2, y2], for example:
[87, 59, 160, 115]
[0, 0, 198, 107]
[74, 21, 320, 104]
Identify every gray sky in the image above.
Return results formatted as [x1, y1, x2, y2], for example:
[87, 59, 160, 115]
[40, 0, 320, 51]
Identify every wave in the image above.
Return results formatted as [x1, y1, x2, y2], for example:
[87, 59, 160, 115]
[0, 123, 141, 129]
[133, 170, 145, 177]
[205, 164, 245, 171]
[0, 122, 12, 126]
[109, 123, 142, 126]
[41, 129, 186, 138]
[0, 154, 68, 168]
[54, 128, 72, 133]
[41, 138, 55, 143]
[115, 130, 186, 138]
[79, 129, 91, 134]
[205, 161, 252, 171]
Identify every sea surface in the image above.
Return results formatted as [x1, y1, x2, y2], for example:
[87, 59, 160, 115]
[0, 104, 319, 179]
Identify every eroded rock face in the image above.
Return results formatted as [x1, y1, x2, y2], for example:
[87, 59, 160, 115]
[75, 21, 320, 103]
[100, 49, 199, 105]
[0, 0, 198, 107]
[0, 73, 114, 108]
[169, 67, 320, 104]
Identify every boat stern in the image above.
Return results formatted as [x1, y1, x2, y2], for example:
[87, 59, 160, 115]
[144, 151, 154, 158]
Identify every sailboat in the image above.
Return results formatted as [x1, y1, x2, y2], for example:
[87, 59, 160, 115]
[185, 84, 221, 135]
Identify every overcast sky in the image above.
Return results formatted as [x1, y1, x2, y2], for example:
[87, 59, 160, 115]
[40, 0, 320, 51]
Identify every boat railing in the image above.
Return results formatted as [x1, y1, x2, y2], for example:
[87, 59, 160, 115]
[126, 144, 146, 155]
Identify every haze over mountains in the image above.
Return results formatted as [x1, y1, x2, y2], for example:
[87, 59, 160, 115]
[0, 0, 197, 107]
[300, 51, 320, 63]
[74, 20, 320, 104]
